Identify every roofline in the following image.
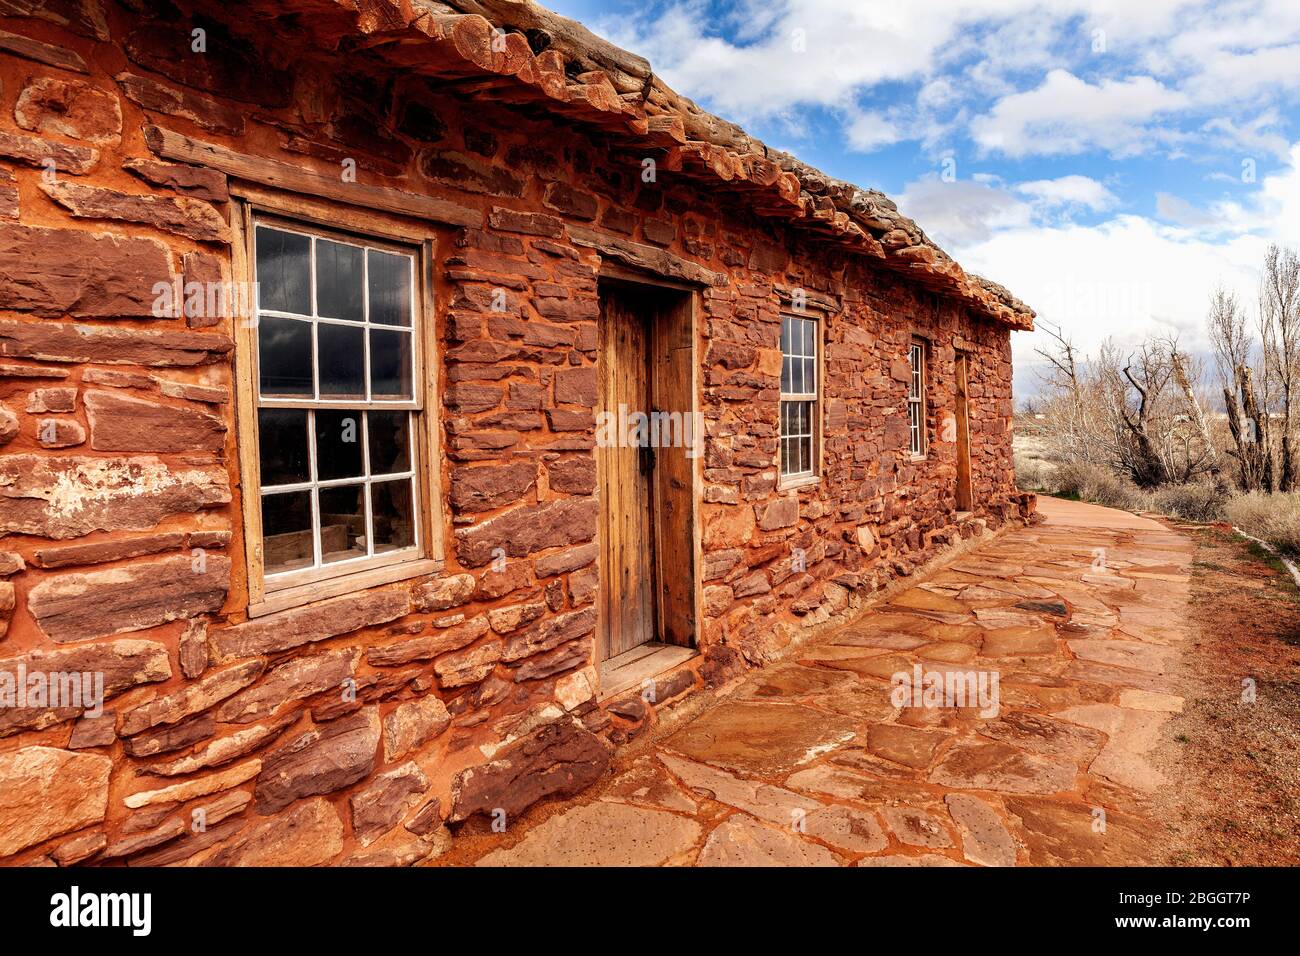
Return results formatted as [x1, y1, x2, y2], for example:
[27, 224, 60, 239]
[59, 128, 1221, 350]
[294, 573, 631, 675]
[214, 0, 1038, 329]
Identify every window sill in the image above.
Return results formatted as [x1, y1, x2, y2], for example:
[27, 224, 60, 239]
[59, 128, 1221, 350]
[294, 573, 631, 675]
[909, 454, 928, 463]
[778, 473, 822, 492]
[249, 556, 443, 618]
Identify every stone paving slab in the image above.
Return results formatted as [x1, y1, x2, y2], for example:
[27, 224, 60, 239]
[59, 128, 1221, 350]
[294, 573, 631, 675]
[458, 497, 1191, 867]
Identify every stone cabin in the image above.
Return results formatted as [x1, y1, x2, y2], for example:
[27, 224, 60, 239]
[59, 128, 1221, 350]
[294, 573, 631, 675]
[0, 0, 1035, 866]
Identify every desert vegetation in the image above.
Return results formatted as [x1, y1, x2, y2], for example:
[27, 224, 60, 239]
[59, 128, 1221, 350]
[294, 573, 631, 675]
[1016, 243, 1300, 557]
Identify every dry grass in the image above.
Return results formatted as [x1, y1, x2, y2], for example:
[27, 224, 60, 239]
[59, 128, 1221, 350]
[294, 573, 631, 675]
[1150, 481, 1229, 523]
[1047, 461, 1149, 511]
[1012, 433, 1055, 491]
[1225, 492, 1300, 556]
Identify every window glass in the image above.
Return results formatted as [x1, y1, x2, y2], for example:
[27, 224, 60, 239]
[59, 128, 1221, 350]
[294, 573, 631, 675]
[252, 222, 422, 587]
[779, 315, 818, 479]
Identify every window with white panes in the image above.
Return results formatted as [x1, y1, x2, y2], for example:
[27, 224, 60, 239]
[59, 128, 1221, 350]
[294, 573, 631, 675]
[779, 314, 819, 480]
[908, 338, 927, 458]
[252, 219, 423, 587]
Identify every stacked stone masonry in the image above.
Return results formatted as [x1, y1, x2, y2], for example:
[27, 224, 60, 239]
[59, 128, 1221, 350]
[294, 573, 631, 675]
[0, 0, 1034, 866]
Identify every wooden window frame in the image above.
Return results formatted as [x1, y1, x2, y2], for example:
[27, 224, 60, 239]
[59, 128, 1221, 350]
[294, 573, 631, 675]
[778, 312, 823, 490]
[908, 337, 928, 460]
[231, 188, 445, 617]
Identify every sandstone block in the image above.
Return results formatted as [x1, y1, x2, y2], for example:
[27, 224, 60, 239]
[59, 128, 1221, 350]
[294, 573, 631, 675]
[204, 798, 343, 867]
[28, 554, 230, 643]
[15, 76, 121, 143]
[383, 694, 451, 762]
[350, 762, 430, 846]
[211, 589, 410, 660]
[455, 498, 597, 567]
[434, 640, 502, 688]
[85, 390, 226, 453]
[0, 455, 228, 540]
[40, 180, 230, 243]
[120, 659, 263, 736]
[215, 649, 357, 723]
[0, 639, 171, 737]
[0, 227, 172, 317]
[450, 716, 608, 823]
[0, 747, 111, 858]
[254, 708, 380, 814]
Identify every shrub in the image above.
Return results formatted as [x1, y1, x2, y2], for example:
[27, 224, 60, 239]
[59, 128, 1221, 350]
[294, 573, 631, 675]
[1225, 492, 1300, 556]
[1048, 461, 1149, 511]
[1012, 434, 1056, 492]
[1150, 481, 1228, 523]
[1014, 456, 1054, 492]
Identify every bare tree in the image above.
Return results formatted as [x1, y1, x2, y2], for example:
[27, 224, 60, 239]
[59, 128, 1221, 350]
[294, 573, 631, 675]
[1259, 245, 1300, 491]
[1209, 285, 1271, 490]
[1170, 341, 1217, 476]
[1120, 340, 1173, 486]
[1033, 320, 1098, 466]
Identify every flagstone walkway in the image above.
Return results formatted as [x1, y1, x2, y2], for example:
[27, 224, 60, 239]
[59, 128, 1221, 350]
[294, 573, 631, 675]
[452, 497, 1194, 866]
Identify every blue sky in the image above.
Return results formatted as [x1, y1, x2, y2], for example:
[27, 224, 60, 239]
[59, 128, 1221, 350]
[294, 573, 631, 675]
[547, 0, 1300, 396]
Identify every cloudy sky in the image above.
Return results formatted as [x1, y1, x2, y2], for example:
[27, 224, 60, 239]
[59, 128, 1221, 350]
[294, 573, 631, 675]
[547, 0, 1300, 398]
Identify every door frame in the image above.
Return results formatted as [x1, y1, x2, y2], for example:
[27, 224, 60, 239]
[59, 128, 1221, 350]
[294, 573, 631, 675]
[594, 269, 702, 685]
[954, 350, 974, 512]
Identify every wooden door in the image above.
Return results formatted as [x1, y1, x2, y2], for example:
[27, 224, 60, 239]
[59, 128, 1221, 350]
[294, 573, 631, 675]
[597, 288, 657, 660]
[955, 352, 974, 511]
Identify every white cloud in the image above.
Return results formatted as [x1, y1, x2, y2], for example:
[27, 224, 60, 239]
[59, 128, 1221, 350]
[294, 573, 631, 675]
[970, 70, 1190, 157]
[1015, 175, 1119, 211]
[846, 111, 901, 151]
[597, 0, 1071, 122]
[1155, 192, 1216, 228]
[898, 174, 1119, 248]
[977, 216, 1267, 369]
[926, 145, 1300, 369]
[1203, 112, 1293, 162]
[895, 177, 1034, 246]
[585, 0, 1300, 162]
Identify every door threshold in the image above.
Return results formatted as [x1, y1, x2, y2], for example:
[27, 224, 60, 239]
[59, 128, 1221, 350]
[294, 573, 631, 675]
[598, 643, 697, 701]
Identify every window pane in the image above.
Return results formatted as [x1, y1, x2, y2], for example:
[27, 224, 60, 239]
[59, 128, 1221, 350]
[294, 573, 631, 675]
[256, 228, 310, 315]
[258, 409, 309, 486]
[368, 411, 410, 475]
[262, 490, 313, 575]
[316, 239, 363, 322]
[319, 484, 366, 563]
[781, 355, 792, 393]
[780, 436, 791, 476]
[780, 317, 792, 356]
[368, 250, 412, 327]
[800, 435, 811, 475]
[315, 409, 364, 481]
[791, 354, 803, 394]
[317, 322, 365, 399]
[803, 357, 816, 391]
[258, 315, 313, 396]
[370, 328, 412, 397]
[371, 479, 415, 553]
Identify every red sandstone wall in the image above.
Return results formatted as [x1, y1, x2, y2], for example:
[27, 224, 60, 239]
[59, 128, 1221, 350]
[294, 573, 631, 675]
[0, 1, 1027, 865]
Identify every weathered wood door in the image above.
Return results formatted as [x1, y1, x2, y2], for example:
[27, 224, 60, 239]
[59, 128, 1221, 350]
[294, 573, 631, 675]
[955, 352, 974, 511]
[598, 288, 658, 660]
